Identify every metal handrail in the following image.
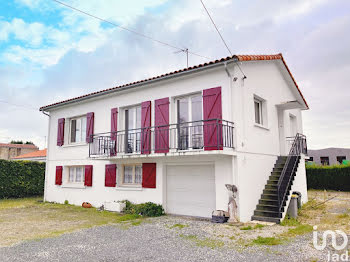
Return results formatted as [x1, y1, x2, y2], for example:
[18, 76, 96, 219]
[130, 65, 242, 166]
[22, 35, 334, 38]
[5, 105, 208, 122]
[277, 133, 307, 212]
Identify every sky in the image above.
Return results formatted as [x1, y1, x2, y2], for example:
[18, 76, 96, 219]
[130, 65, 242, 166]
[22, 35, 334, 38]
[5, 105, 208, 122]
[0, 0, 349, 150]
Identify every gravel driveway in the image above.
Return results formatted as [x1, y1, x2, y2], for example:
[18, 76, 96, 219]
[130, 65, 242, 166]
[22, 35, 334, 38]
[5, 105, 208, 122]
[0, 216, 328, 262]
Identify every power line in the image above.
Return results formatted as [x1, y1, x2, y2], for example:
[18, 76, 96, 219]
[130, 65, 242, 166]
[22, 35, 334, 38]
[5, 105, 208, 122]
[199, 0, 246, 78]
[51, 0, 211, 62]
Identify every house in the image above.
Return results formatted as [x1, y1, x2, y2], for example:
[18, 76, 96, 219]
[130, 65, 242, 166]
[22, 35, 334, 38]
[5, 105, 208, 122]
[307, 148, 350, 165]
[12, 148, 47, 162]
[40, 54, 309, 223]
[0, 143, 39, 160]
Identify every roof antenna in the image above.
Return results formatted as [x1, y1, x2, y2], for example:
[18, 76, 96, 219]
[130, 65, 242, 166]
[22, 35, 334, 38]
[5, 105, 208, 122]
[174, 48, 189, 68]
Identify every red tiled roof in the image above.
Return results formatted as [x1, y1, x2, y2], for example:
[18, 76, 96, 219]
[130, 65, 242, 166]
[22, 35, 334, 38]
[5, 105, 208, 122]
[0, 143, 38, 149]
[13, 148, 47, 159]
[40, 54, 308, 110]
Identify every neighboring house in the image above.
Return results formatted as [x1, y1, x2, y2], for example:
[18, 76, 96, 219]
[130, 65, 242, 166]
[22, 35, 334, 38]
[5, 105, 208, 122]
[40, 54, 309, 223]
[12, 148, 47, 162]
[308, 148, 350, 165]
[0, 143, 39, 160]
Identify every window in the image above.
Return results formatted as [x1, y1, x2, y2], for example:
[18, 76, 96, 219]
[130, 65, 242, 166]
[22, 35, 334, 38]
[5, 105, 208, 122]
[70, 116, 86, 143]
[177, 94, 203, 150]
[254, 98, 263, 125]
[309, 156, 314, 161]
[122, 164, 142, 185]
[337, 156, 346, 165]
[68, 166, 85, 183]
[125, 106, 141, 153]
[320, 157, 329, 166]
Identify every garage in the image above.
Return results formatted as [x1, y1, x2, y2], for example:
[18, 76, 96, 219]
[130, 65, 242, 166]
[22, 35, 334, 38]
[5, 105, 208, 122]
[166, 164, 216, 218]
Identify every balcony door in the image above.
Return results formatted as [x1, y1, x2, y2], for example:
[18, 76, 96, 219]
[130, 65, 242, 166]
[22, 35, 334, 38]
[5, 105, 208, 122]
[177, 94, 203, 150]
[125, 106, 141, 153]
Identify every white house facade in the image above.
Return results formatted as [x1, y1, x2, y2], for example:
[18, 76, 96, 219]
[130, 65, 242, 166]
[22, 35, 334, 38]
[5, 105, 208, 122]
[40, 54, 309, 223]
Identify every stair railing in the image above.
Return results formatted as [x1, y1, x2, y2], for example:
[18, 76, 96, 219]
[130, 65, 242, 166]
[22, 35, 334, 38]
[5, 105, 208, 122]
[277, 133, 307, 212]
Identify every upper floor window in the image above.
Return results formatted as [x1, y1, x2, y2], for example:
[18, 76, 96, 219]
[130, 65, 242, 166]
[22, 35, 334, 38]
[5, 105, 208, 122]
[122, 164, 142, 185]
[176, 94, 203, 150]
[254, 98, 263, 125]
[125, 105, 141, 153]
[70, 116, 86, 143]
[68, 166, 85, 183]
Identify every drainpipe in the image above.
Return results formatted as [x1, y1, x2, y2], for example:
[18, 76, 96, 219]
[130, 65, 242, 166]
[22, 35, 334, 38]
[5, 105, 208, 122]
[41, 110, 50, 202]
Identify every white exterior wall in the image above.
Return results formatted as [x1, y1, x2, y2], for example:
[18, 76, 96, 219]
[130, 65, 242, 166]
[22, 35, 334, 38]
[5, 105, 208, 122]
[44, 60, 308, 222]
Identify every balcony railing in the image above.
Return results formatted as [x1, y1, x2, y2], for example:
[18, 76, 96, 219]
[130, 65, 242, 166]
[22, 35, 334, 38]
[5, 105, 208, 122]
[89, 119, 234, 157]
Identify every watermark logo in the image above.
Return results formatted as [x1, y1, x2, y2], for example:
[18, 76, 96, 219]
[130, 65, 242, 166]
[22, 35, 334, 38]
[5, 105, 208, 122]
[313, 226, 349, 261]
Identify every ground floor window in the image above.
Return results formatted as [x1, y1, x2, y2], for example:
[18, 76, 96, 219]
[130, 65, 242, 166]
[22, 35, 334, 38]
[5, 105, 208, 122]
[68, 166, 85, 183]
[122, 164, 142, 185]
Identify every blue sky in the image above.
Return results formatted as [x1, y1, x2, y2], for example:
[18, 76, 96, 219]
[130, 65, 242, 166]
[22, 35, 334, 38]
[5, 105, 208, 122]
[0, 0, 349, 149]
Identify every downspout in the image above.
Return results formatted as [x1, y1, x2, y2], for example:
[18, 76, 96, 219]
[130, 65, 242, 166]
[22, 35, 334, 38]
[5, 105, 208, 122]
[41, 110, 50, 202]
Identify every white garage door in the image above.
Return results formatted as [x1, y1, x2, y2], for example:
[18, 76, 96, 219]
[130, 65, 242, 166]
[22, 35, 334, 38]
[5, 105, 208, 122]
[166, 164, 216, 218]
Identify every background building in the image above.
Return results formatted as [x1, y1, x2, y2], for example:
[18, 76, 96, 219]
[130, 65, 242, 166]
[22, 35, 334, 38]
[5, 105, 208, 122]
[0, 143, 39, 160]
[307, 148, 350, 165]
[12, 148, 47, 162]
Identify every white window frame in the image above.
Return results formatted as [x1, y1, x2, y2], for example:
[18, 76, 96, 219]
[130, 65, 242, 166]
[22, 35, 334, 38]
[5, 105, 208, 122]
[123, 105, 142, 153]
[175, 93, 203, 150]
[69, 115, 87, 144]
[254, 98, 263, 125]
[253, 95, 268, 128]
[121, 164, 142, 186]
[67, 166, 85, 184]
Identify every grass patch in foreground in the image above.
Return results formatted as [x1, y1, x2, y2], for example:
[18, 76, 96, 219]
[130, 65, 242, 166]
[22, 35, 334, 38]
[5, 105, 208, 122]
[252, 236, 284, 246]
[170, 223, 188, 229]
[282, 224, 313, 237]
[179, 234, 224, 249]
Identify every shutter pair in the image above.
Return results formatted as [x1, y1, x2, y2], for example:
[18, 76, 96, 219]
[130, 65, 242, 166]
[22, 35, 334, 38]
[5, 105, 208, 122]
[57, 112, 94, 146]
[55, 165, 93, 186]
[105, 163, 156, 188]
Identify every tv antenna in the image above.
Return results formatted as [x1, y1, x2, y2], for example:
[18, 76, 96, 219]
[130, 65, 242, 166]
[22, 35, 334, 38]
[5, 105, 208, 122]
[174, 48, 189, 68]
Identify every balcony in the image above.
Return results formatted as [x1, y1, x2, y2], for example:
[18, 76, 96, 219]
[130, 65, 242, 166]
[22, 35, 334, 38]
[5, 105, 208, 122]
[89, 119, 234, 158]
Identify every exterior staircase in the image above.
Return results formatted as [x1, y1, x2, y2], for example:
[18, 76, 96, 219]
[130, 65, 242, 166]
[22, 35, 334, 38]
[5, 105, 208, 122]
[251, 156, 300, 223]
[251, 133, 306, 223]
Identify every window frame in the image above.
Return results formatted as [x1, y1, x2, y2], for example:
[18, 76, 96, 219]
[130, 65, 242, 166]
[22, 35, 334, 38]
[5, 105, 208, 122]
[69, 115, 87, 144]
[254, 98, 263, 125]
[320, 157, 329, 166]
[67, 166, 85, 184]
[121, 164, 142, 186]
[336, 156, 346, 165]
[124, 105, 142, 153]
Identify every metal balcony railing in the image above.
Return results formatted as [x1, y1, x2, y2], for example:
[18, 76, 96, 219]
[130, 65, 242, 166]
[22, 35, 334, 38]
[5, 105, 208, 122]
[89, 119, 234, 157]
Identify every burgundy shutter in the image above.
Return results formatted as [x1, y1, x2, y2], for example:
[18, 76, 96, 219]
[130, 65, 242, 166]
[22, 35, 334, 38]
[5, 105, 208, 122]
[86, 112, 94, 143]
[141, 101, 151, 154]
[105, 164, 116, 187]
[84, 165, 93, 186]
[57, 118, 65, 146]
[142, 163, 156, 188]
[155, 98, 169, 153]
[203, 86, 223, 150]
[55, 166, 63, 185]
[111, 108, 118, 156]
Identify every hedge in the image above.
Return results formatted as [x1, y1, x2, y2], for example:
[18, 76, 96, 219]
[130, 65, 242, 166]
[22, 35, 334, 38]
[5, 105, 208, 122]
[306, 164, 350, 191]
[0, 159, 45, 198]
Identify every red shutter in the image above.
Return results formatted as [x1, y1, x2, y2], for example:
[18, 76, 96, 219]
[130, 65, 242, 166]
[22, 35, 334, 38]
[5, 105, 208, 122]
[155, 98, 169, 153]
[142, 163, 156, 188]
[55, 166, 63, 185]
[57, 118, 65, 146]
[141, 101, 151, 154]
[86, 112, 94, 143]
[84, 165, 93, 186]
[105, 164, 116, 187]
[203, 86, 223, 150]
[110, 108, 118, 156]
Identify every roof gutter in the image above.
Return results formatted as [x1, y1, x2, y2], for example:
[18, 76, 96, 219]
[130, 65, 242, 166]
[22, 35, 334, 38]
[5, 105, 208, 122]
[40, 58, 238, 111]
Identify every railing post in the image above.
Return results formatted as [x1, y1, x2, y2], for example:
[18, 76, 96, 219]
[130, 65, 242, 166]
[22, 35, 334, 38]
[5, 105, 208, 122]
[216, 119, 219, 150]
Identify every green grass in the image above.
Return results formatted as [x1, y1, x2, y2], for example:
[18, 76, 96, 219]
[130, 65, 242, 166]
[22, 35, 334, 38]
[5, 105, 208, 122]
[170, 223, 188, 229]
[281, 224, 313, 237]
[0, 197, 42, 209]
[179, 234, 224, 249]
[337, 213, 350, 219]
[280, 217, 301, 226]
[252, 236, 284, 246]
[240, 225, 253, 230]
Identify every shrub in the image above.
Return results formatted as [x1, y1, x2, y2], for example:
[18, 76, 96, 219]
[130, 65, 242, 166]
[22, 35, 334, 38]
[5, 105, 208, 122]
[120, 200, 165, 217]
[0, 159, 45, 198]
[306, 164, 350, 191]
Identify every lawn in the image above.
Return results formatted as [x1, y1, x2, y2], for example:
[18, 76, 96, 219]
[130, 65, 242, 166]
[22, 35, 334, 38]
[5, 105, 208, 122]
[0, 197, 140, 247]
